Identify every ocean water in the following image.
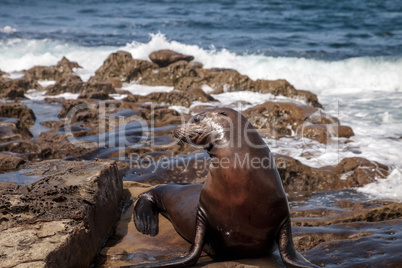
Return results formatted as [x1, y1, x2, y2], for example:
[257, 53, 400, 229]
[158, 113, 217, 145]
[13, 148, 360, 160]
[1, 0, 401, 201]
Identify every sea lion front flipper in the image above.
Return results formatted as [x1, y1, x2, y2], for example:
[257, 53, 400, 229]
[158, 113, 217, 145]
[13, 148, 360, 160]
[123, 208, 207, 268]
[134, 193, 160, 237]
[277, 219, 319, 268]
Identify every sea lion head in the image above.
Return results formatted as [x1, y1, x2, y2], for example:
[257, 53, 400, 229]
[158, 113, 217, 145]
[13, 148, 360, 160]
[174, 108, 239, 151]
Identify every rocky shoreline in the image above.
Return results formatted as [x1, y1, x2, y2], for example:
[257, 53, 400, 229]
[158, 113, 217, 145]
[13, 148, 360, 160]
[1, 50, 401, 267]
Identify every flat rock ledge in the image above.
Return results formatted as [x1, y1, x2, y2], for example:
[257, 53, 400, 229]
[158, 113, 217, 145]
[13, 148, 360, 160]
[0, 159, 122, 268]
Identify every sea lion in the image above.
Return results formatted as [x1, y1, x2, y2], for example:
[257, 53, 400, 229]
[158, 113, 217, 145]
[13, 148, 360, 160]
[125, 108, 318, 267]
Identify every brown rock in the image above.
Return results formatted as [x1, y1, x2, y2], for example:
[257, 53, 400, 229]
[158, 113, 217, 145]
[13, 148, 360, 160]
[149, 49, 194, 67]
[292, 203, 402, 227]
[91, 51, 321, 107]
[89, 51, 158, 83]
[53, 74, 83, 86]
[188, 61, 203, 69]
[0, 78, 43, 99]
[0, 103, 36, 127]
[24, 56, 81, 81]
[124, 88, 215, 108]
[176, 68, 253, 93]
[0, 119, 31, 143]
[298, 219, 402, 267]
[243, 101, 335, 138]
[275, 155, 390, 193]
[57, 99, 110, 119]
[46, 80, 116, 95]
[139, 60, 198, 87]
[145, 89, 214, 107]
[78, 91, 112, 100]
[295, 90, 322, 108]
[0, 159, 122, 268]
[338, 125, 354, 138]
[0, 69, 6, 77]
[36, 129, 97, 160]
[175, 69, 322, 107]
[301, 124, 354, 144]
[322, 157, 389, 186]
[0, 140, 41, 156]
[0, 153, 25, 170]
[105, 77, 123, 88]
[242, 101, 353, 143]
[148, 108, 183, 126]
[0, 104, 35, 143]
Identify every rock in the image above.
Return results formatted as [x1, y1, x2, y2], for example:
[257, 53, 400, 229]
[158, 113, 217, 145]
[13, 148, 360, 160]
[0, 159, 122, 268]
[40, 120, 63, 129]
[89, 51, 158, 83]
[105, 77, 123, 88]
[0, 140, 41, 157]
[138, 60, 198, 87]
[188, 61, 203, 69]
[292, 203, 402, 227]
[91, 51, 321, 107]
[0, 78, 43, 99]
[78, 91, 112, 100]
[175, 68, 253, 93]
[0, 153, 25, 170]
[337, 125, 354, 138]
[46, 80, 116, 95]
[175, 68, 322, 107]
[144, 89, 215, 107]
[322, 157, 389, 186]
[0, 103, 35, 142]
[275, 155, 390, 193]
[53, 74, 83, 86]
[302, 124, 354, 144]
[298, 219, 402, 267]
[0, 69, 6, 77]
[4, 88, 26, 100]
[242, 101, 353, 143]
[124, 88, 215, 108]
[24, 56, 81, 81]
[0, 118, 32, 143]
[148, 108, 184, 126]
[0, 103, 36, 127]
[149, 49, 194, 67]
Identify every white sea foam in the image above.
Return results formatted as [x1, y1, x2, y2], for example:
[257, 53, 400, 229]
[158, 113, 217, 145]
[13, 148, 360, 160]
[358, 169, 402, 202]
[38, 80, 56, 88]
[0, 38, 115, 76]
[0, 26, 17, 34]
[110, 94, 128, 100]
[122, 82, 174, 96]
[211, 91, 275, 109]
[25, 89, 79, 100]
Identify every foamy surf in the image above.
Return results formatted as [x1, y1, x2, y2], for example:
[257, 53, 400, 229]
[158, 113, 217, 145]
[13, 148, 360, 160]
[25, 89, 79, 101]
[358, 169, 402, 202]
[1, 33, 401, 94]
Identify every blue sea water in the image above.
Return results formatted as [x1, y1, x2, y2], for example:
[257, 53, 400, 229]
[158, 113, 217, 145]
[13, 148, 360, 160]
[1, 0, 402, 59]
[0, 0, 402, 201]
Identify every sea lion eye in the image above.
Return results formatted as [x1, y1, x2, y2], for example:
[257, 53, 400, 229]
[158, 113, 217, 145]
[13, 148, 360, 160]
[219, 112, 228, 117]
[193, 116, 200, 123]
